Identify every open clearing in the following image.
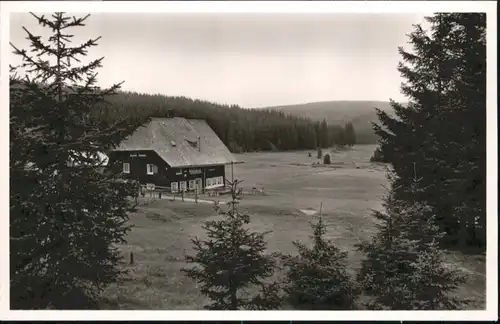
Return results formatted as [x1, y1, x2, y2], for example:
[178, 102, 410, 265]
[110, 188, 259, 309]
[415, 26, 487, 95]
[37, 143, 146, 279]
[100, 145, 486, 310]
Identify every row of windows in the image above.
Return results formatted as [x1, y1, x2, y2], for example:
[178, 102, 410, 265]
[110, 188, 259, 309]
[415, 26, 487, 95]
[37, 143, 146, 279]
[206, 176, 224, 187]
[123, 163, 223, 182]
[171, 180, 198, 192]
[147, 164, 158, 175]
[122, 163, 158, 175]
[123, 163, 223, 191]
[171, 177, 224, 193]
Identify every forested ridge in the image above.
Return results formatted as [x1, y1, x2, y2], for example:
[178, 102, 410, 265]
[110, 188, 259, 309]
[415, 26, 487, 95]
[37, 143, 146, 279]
[95, 91, 357, 153]
[266, 100, 396, 144]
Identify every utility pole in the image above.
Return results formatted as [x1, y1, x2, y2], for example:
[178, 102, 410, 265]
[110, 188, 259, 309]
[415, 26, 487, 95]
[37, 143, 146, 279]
[231, 161, 234, 183]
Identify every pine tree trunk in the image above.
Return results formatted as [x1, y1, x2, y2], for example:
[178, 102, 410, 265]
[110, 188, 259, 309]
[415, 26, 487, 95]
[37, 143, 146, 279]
[230, 286, 238, 310]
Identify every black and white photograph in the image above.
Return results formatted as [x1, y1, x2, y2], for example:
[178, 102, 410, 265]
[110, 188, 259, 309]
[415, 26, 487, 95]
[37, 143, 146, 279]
[2, 0, 497, 321]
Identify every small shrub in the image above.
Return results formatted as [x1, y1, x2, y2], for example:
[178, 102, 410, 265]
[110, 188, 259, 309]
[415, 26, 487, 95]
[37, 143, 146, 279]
[356, 179, 470, 310]
[182, 179, 281, 310]
[323, 154, 331, 164]
[370, 147, 387, 163]
[281, 216, 360, 310]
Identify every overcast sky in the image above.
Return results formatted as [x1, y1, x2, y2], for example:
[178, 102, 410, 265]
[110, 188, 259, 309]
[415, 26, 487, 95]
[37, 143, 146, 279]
[9, 13, 428, 108]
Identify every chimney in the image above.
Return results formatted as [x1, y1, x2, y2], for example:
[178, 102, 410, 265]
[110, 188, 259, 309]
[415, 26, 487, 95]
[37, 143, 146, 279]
[198, 136, 201, 152]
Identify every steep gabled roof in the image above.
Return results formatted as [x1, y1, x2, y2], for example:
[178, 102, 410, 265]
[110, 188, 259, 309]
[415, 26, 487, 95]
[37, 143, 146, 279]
[113, 117, 238, 168]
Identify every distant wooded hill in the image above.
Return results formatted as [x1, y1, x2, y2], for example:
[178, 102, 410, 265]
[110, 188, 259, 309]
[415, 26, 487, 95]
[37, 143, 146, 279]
[264, 101, 397, 144]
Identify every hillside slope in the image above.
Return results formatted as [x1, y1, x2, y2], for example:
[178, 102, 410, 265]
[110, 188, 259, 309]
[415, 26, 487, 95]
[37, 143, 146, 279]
[264, 101, 396, 144]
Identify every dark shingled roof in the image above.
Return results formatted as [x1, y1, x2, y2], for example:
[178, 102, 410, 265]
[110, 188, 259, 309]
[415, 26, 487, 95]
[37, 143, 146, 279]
[113, 117, 238, 168]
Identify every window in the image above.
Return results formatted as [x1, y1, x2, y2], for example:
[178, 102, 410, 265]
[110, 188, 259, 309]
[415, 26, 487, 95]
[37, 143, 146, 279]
[123, 163, 130, 174]
[171, 182, 178, 193]
[189, 180, 195, 190]
[218, 176, 223, 185]
[186, 138, 198, 149]
[207, 178, 212, 187]
[179, 181, 187, 192]
[147, 164, 158, 175]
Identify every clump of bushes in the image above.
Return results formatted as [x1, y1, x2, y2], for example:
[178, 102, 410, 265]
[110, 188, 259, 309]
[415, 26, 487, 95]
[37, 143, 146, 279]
[370, 147, 387, 163]
[323, 154, 331, 164]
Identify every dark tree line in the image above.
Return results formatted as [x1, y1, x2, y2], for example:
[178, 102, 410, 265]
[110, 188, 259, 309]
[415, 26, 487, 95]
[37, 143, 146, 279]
[373, 13, 486, 249]
[94, 92, 356, 153]
[314, 119, 356, 148]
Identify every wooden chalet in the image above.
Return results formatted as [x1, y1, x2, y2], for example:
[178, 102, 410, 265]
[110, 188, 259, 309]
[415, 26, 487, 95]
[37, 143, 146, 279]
[108, 117, 238, 193]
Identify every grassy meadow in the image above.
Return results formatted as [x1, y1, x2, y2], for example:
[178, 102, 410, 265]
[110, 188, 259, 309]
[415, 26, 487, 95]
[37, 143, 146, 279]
[100, 145, 486, 310]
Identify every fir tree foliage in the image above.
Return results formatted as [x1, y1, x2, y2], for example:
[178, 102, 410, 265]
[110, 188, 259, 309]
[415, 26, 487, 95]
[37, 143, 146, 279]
[319, 118, 329, 148]
[333, 123, 355, 148]
[372, 13, 486, 249]
[369, 146, 387, 163]
[182, 179, 280, 310]
[356, 170, 469, 310]
[344, 122, 356, 147]
[10, 12, 143, 309]
[281, 215, 359, 310]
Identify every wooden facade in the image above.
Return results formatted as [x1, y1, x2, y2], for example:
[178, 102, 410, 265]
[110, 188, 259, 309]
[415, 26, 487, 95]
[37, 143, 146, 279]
[108, 150, 226, 193]
[109, 117, 238, 192]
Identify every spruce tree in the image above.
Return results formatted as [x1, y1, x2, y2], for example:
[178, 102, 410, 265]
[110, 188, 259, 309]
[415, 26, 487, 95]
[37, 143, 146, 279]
[373, 13, 486, 248]
[370, 146, 387, 163]
[281, 215, 359, 309]
[356, 172, 469, 310]
[10, 12, 144, 309]
[344, 122, 356, 147]
[182, 179, 281, 310]
[320, 118, 329, 148]
[336, 127, 347, 148]
[434, 13, 486, 248]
